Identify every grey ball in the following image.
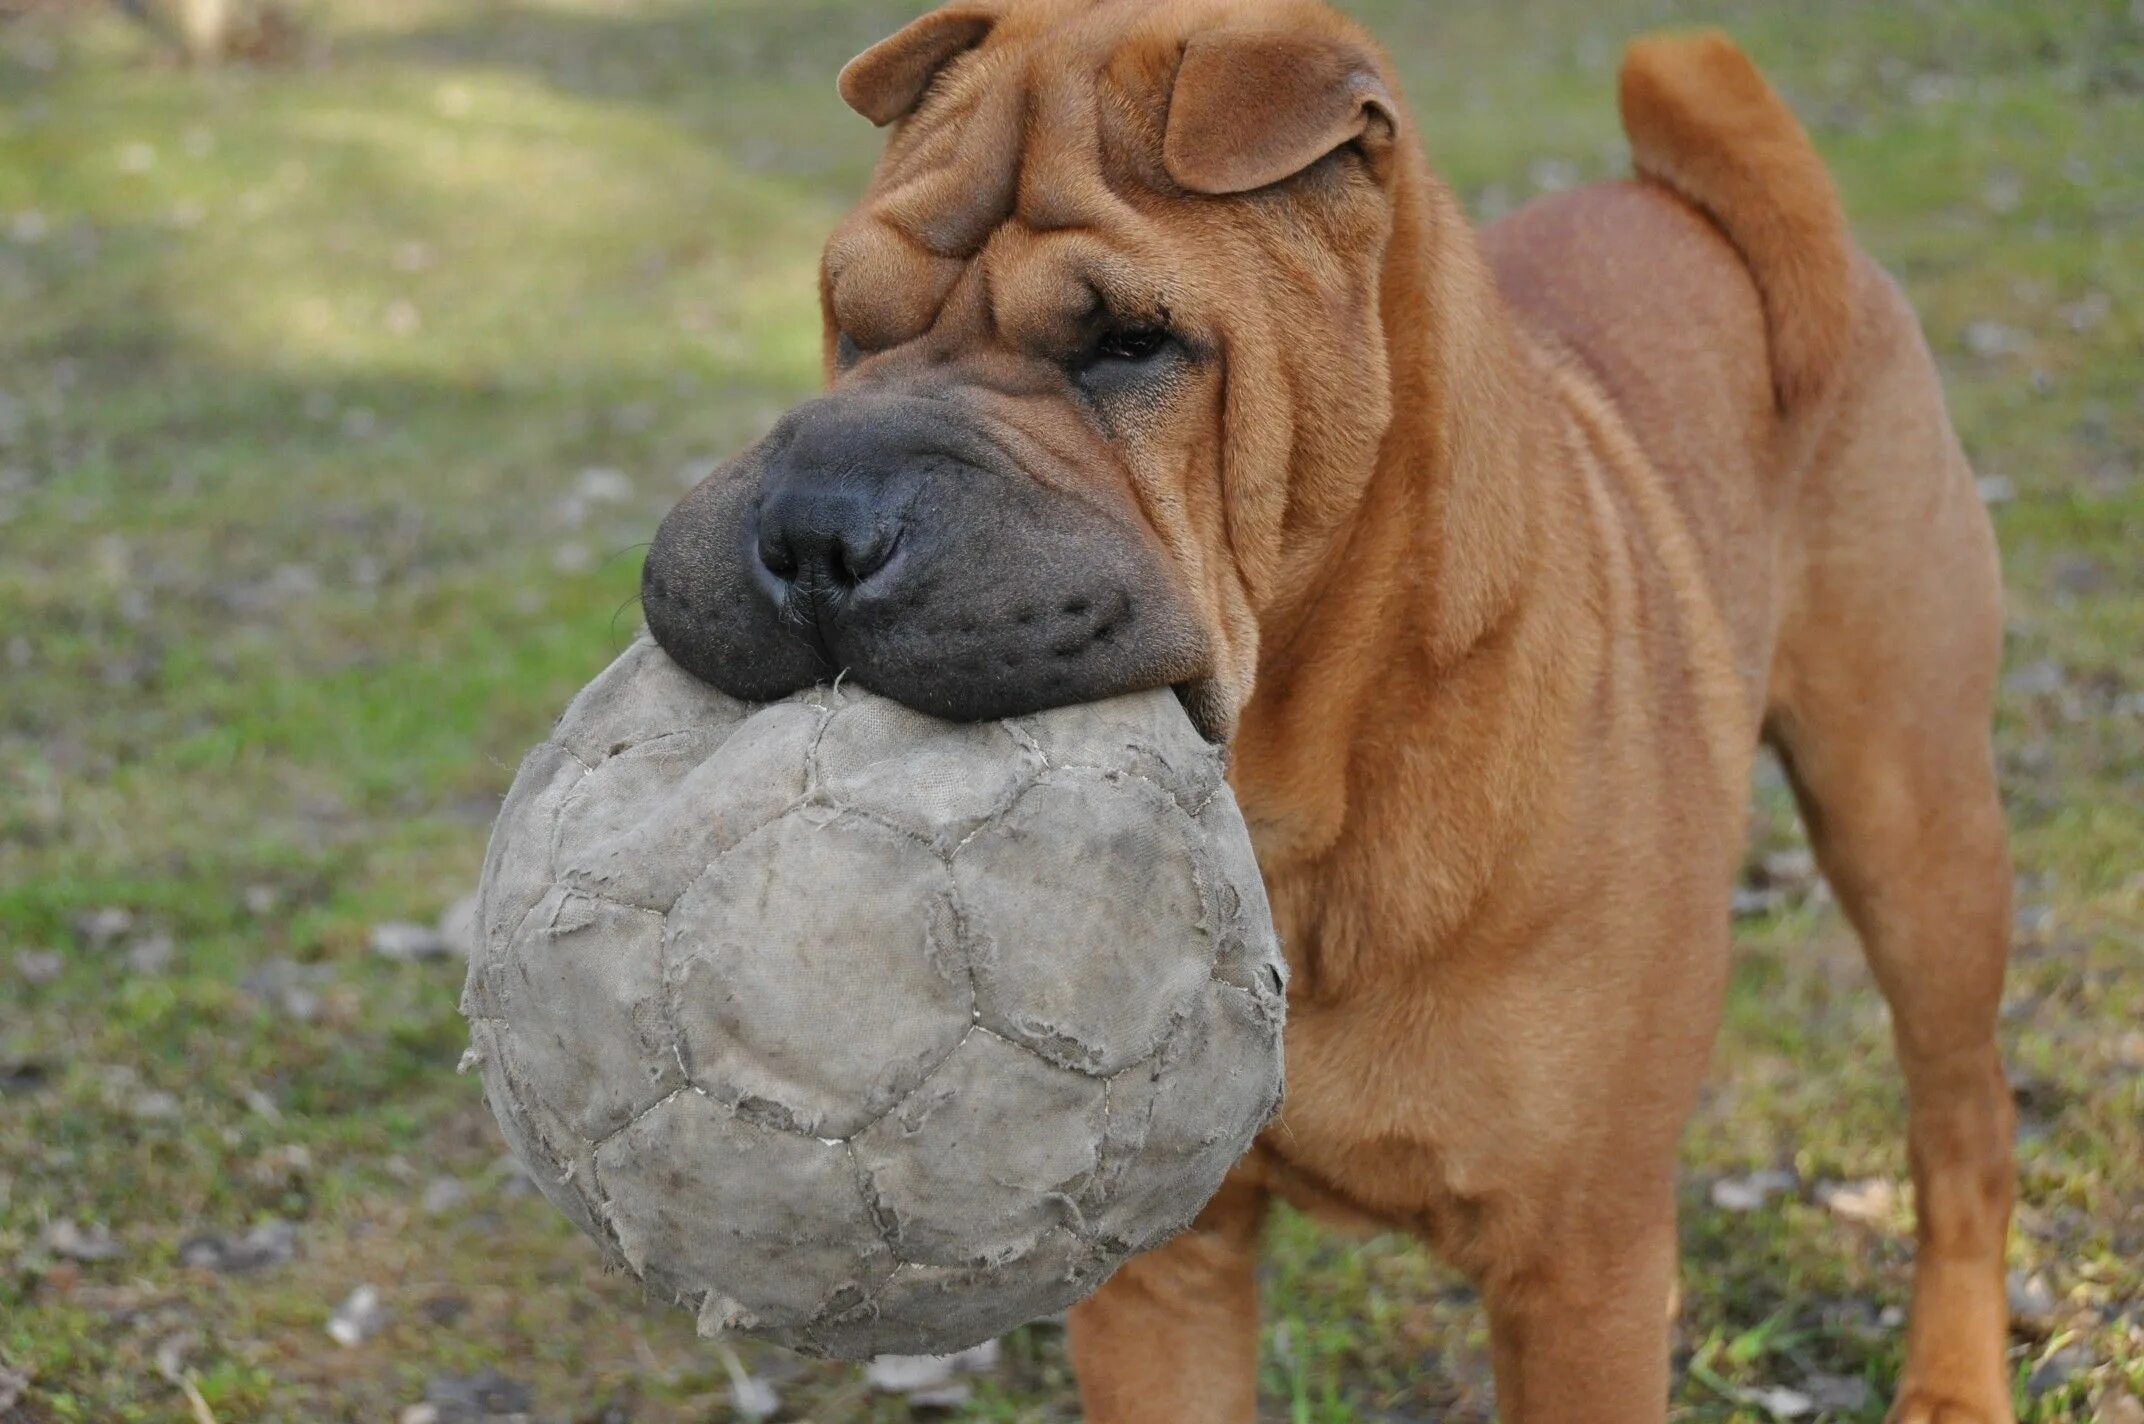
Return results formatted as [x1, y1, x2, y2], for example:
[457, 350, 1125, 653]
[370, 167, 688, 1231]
[460, 639, 1285, 1358]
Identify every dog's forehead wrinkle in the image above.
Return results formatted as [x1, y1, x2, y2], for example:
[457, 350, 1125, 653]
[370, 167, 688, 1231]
[865, 4, 1188, 251]
[1018, 66, 1118, 235]
[876, 73, 1026, 259]
[875, 57, 1127, 262]
[850, 48, 1169, 361]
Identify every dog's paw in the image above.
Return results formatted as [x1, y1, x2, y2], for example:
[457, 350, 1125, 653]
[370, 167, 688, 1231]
[1886, 1390, 2015, 1424]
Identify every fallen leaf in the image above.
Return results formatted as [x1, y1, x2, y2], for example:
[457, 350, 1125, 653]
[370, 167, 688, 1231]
[179, 1220, 298, 1275]
[2061, 292, 2112, 333]
[866, 1340, 1001, 1395]
[371, 922, 450, 962]
[2097, 1392, 2144, 1424]
[1756, 848, 1818, 889]
[715, 1342, 778, 1421]
[124, 933, 175, 974]
[152, 1330, 198, 1382]
[2009, 1271, 2058, 1333]
[1962, 320, 2029, 359]
[1710, 1169, 1798, 1213]
[421, 1177, 470, 1216]
[2006, 661, 2068, 698]
[44, 1220, 121, 1263]
[14, 950, 61, 985]
[327, 1284, 388, 1347]
[575, 466, 635, 504]
[0, 1362, 26, 1411]
[73, 905, 133, 948]
[1803, 1373, 1871, 1412]
[866, 1355, 959, 1393]
[1732, 886, 1789, 920]
[438, 894, 480, 959]
[2029, 1345, 2090, 1398]
[1815, 1178, 1898, 1226]
[1744, 1384, 1814, 1419]
[423, 1368, 533, 1422]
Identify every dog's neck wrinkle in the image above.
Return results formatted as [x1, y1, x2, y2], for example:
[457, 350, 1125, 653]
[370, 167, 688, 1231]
[1233, 158, 1567, 875]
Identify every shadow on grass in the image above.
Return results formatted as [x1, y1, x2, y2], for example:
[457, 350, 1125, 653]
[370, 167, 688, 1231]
[336, 0, 911, 200]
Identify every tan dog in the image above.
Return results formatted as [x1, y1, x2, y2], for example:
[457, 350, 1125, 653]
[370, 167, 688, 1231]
[643, 1, 2016, 1418]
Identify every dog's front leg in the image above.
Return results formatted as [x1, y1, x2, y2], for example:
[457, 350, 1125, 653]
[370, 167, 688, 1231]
[1067, 1175, 1268, 1424]
[1480, 1196, 1679, 1423]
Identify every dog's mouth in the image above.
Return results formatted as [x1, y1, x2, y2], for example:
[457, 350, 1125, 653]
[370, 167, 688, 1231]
[642, 388, 1221, 740]
[1171, 675, 1234, 746]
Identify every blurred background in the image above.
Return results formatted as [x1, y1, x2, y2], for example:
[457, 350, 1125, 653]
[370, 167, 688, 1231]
[0, 1, 2138, 1420]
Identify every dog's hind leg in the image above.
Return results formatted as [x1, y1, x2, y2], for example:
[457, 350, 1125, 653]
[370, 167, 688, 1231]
[1765, 266, 2017, 1424]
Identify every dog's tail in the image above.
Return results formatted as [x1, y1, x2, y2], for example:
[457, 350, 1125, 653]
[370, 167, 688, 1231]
[1619, 31, 1854, 411]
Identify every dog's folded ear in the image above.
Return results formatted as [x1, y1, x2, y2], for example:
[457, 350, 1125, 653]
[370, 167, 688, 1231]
[838, 4, 998, 127]
[1163, 29, 1398, 196]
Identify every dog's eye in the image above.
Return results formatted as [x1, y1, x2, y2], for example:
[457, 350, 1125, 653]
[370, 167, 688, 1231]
[1089, 325, 1170, 365]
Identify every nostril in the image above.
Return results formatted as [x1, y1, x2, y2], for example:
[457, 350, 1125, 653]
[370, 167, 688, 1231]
[757, 531, 798, 582]
[835, 525, 900, 586]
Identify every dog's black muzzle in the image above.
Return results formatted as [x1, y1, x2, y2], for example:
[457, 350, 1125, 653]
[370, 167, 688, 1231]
[642, 389, 1208, 724]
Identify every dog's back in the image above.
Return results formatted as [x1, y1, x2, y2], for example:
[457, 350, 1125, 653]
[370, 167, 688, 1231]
[1483, 34, 2017, 1422]
[1479, 31, 1884, 673]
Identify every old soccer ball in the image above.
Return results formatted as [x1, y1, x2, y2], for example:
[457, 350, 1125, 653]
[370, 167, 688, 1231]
[460, 638, 1286, 1358]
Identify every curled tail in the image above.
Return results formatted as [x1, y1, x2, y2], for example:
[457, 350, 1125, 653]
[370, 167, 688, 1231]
[1619, 31, 1854, 411]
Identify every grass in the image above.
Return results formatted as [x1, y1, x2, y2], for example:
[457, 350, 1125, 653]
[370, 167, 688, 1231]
[0, 0, 2138, 1419]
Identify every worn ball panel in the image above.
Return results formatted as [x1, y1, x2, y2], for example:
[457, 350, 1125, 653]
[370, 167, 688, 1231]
[469, 740, 583, 974]
[550, 636, 749, 768]
[466, 638, 1286, 1358]
[1196, 793, 1290, 999]
[1013, 690, 1226, 814]
[486, 888, 683, 1142]
[592, 1089, 894, 1335]
[812, 692, 1039, 847]
[853, 1029, 1105, 1269]
[813, 1230, 1115, 1359]
[667, 812, 972, 1140]
[955, 771, 1212, 1075]
[555, 705, 815, 911]
[466, 1020, 611, 1254]
[1089, 984, 1286, 1252]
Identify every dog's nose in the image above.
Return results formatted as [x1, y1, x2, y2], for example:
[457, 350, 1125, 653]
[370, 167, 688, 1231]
[753, 477, 902, 595]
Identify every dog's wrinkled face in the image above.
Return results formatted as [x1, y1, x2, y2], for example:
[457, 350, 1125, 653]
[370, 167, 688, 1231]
[643, 0, 1402, 740]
